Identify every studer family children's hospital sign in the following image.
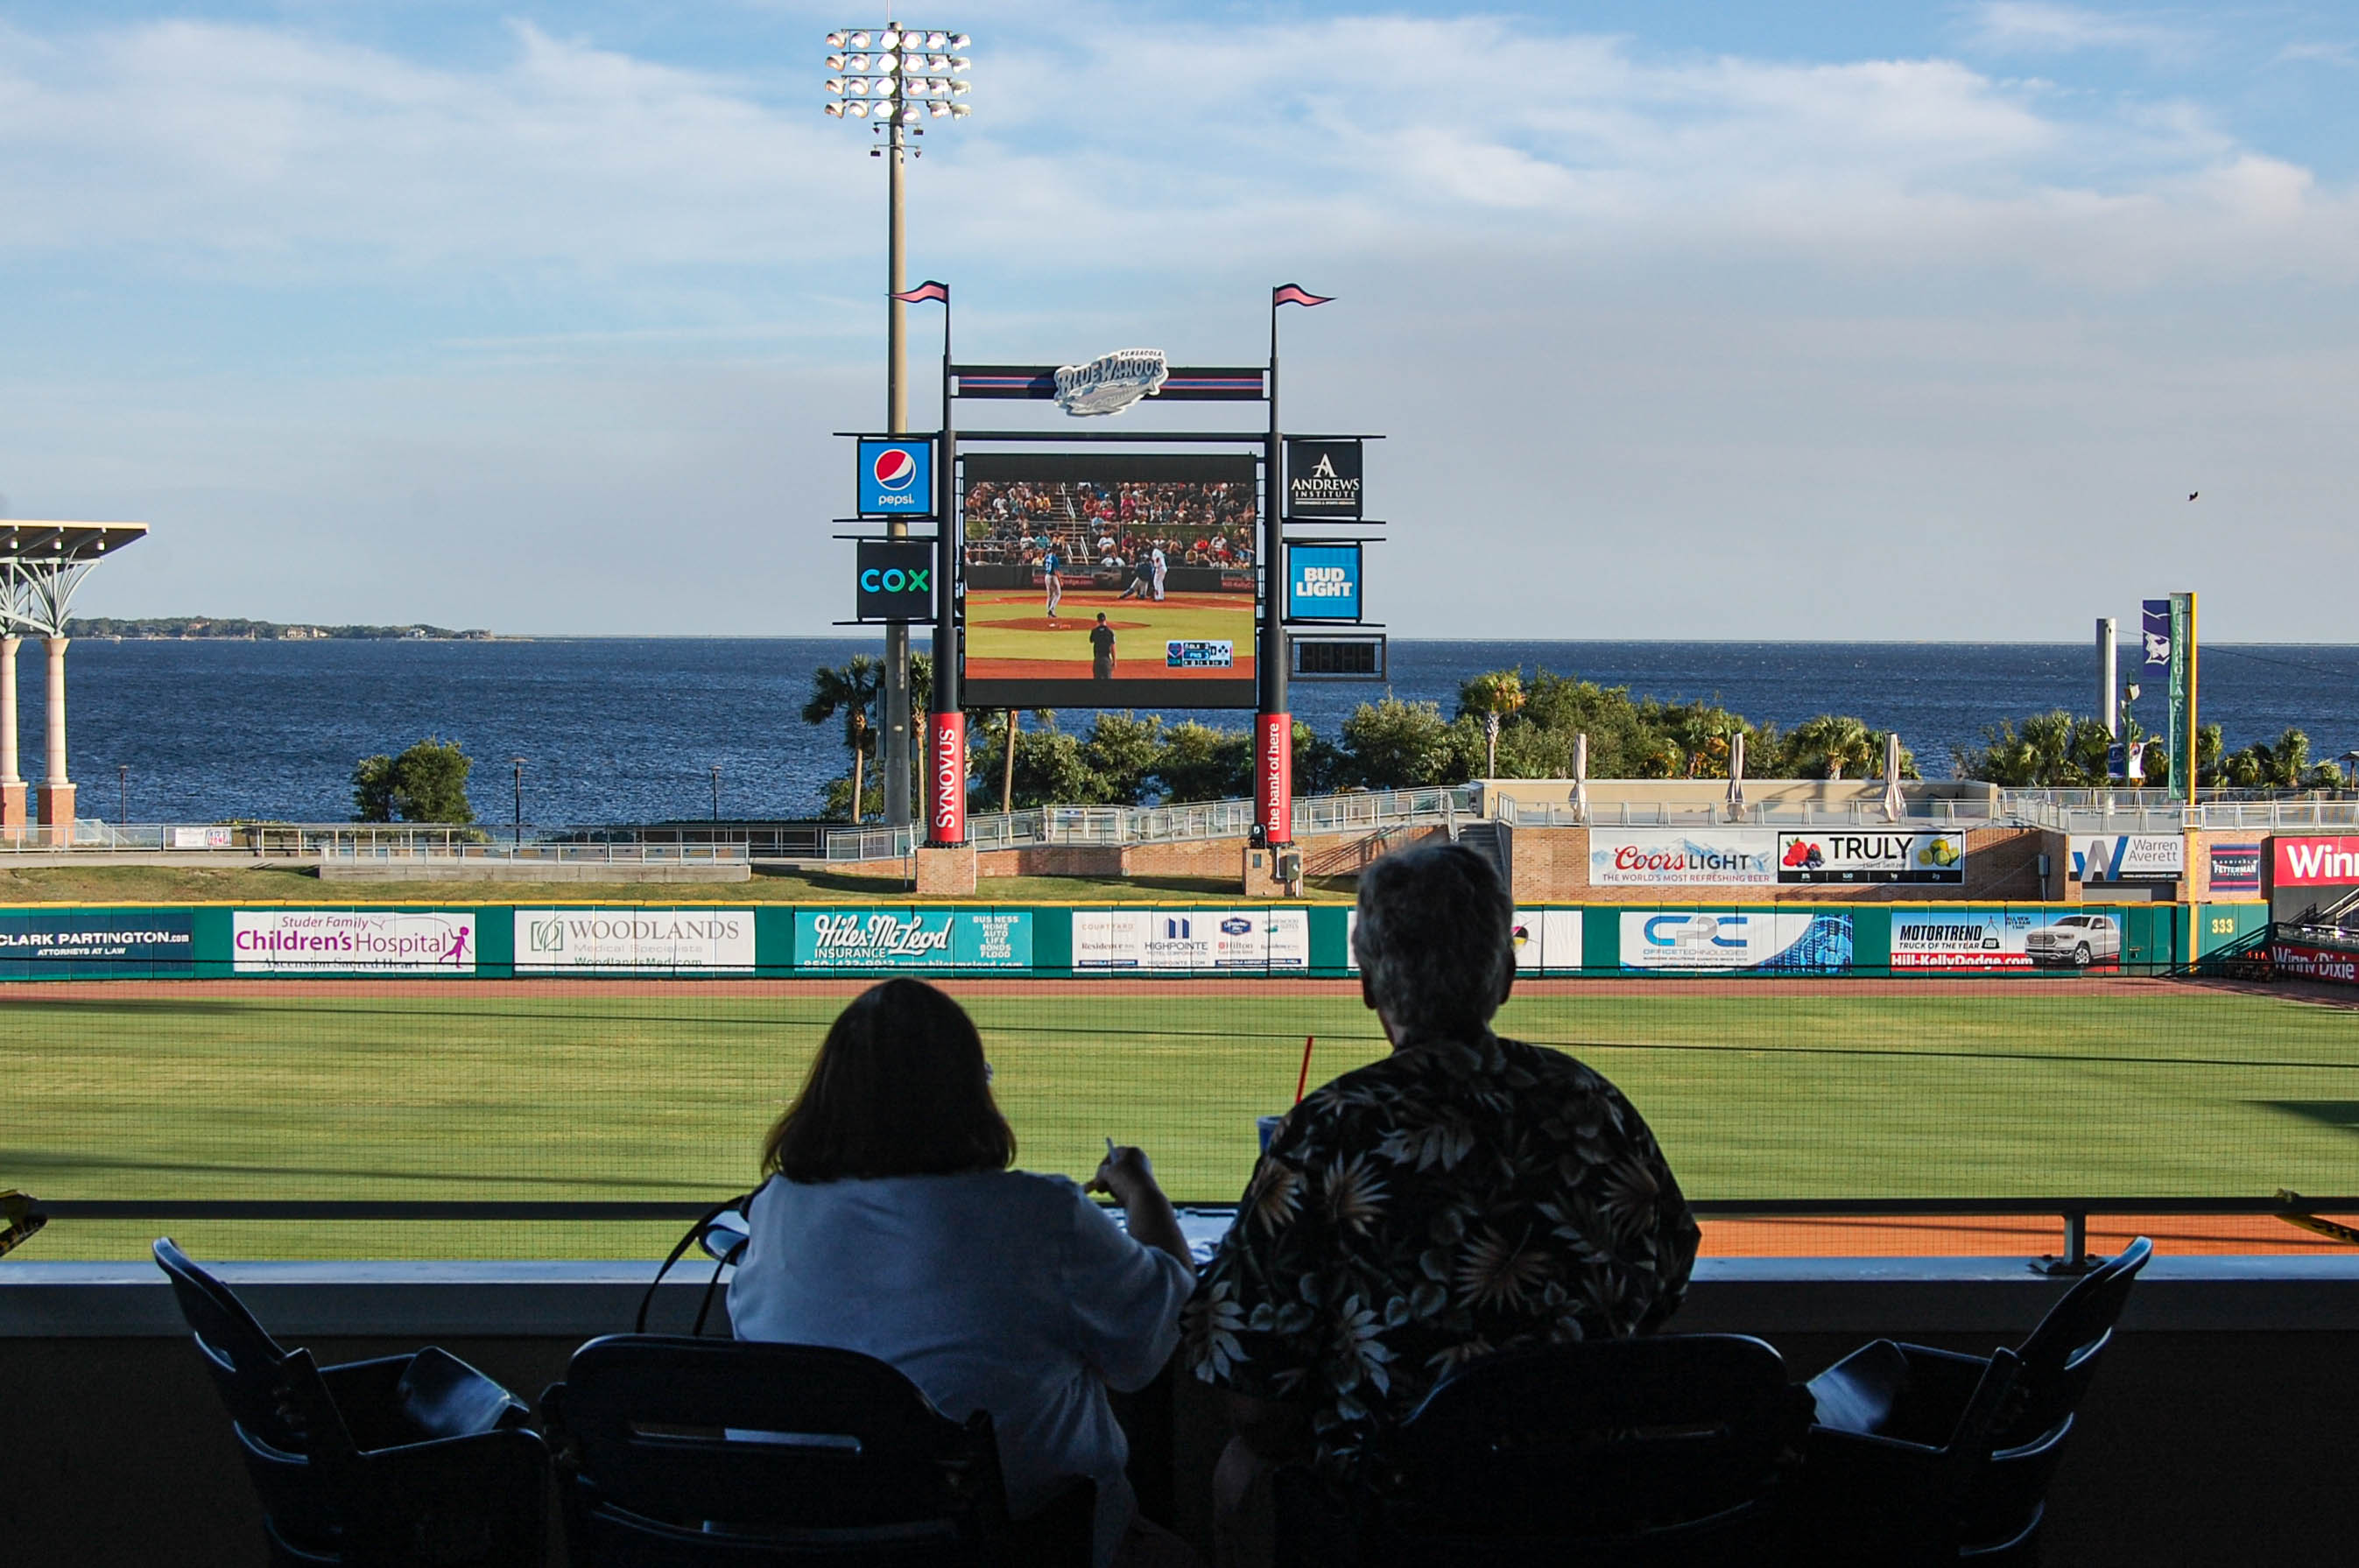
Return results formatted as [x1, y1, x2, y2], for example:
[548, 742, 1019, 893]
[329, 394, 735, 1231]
[232, 911, 475, 974]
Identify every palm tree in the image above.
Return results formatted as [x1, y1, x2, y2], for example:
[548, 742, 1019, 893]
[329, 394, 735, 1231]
[1461, 670, 1527, 777]
[801, 656, 883, 821]
[1790, 714, 1877, 780]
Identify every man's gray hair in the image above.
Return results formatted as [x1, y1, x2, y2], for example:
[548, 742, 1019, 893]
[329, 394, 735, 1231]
[1352, 840, 1513, 1039]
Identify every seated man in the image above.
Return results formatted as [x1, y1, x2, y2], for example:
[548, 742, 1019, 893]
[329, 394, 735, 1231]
[1183, 841, 1700, 1568]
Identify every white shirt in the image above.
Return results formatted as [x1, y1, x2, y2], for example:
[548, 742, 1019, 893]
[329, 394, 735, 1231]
[729, 1170, 1193, 1567]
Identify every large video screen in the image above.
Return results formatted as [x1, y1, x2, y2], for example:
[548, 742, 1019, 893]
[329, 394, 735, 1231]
[961, 453, 1260, 708]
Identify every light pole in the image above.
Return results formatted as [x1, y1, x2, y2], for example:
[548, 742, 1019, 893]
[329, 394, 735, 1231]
[710, 764, 722, 826]
[509, 757, 525, 847]
[824, 23, 971, 834]
[116, 763, 127, 827]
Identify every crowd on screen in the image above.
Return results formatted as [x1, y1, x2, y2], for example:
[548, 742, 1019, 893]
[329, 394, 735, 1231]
[961, 479, 1256, 575]
[729, 843, 1700, 1568]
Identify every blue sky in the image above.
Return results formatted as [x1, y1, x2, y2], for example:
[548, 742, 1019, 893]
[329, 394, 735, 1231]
[4, 2, 2355, 637]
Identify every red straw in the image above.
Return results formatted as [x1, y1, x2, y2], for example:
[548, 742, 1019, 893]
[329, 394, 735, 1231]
[1295, 1036, 1315, 1104]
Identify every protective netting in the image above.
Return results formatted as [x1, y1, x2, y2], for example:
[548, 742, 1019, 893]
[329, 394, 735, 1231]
[7, 972, 2358, 1259]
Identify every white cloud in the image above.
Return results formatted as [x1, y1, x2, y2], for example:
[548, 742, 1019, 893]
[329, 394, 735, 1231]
[1964, 4, 2200, 58]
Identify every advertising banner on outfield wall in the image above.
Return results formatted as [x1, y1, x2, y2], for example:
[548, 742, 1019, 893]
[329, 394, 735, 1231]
[1619, 911, 1853, 974]
[0, 910, 194, 978]
[1888, 908, 2038, 970]
[1510, 910, 1585, 973]
[1074, 909, 1309, 970]
[2271, 941, 2359, 985]
[1778, 832, 1963, 885]
[2073, 834, 2185, 884]
[793, 910, 1032, 970]
[2271, 837, 2359, 888]
[233, 911, 477, 974]
[514, 910, 755, 973]
[2208, 843, 2262, 896]
[1589, 829, 1776, 886]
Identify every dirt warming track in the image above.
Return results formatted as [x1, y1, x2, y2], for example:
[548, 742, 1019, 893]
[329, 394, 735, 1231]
[0, 974, 2213, 1003]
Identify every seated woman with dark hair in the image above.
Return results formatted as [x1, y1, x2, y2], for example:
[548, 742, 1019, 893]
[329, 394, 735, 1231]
[729, 978, 1199, 1568]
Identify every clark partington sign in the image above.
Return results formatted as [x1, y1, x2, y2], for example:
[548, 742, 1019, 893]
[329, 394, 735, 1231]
[233, 911, 476, 974]
[515, 910, 754, 973]
[0, 910, 194, 978]
[1589, 829, 1777, 887]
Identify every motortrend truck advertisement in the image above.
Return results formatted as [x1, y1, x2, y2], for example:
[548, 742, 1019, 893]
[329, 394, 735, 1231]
[1589, 829, 1776, 886]
[1619, 911, 1854, 974]
[1889, 908, 2037, 969]
[1778, 832, 1963, 884]
[232, 911, 476, 974]
[793, 911, 1032, 971]
[515, 910, 754, 972]
[1073, 909, 1309, 970]
[0, 911, 194, 978]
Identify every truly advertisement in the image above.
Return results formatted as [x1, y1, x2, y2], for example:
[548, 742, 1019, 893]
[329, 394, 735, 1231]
[232, 911, 476, 974]
[1074, 909, 1309, 970]
[2271, 837, 2359, 888]
[1778, 832, 1963, 885]
[514, 909, 753, 973]
[1889, 908, 2037, 970]
[793, 910, 1032, 970]
[2073, 834, 2184, 884]
[1589, 829, 1776, 887]
[1619, 911, 1854, 974]
[0, 910, 194, 979]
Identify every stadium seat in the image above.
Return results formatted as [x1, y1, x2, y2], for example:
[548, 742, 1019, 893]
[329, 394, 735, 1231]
[1805, 1235, 2153, 1560]
[541, 1333, 1093, 1567]
[1272, 1334, 1803, 1567]
[151, 1238, 547, 1567]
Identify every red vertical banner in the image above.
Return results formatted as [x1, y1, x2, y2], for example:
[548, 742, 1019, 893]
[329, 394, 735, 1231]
[927, 711, 967, 846]
[1257, 712, 1292, 845]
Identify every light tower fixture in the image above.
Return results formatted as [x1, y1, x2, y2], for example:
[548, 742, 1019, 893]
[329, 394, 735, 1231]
[820, 22, 972, 833]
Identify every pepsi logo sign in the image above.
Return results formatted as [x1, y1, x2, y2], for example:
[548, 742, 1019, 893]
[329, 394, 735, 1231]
[872, 447, 918, 491]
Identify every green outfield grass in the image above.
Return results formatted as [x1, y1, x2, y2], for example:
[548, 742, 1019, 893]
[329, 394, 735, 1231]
[9, 979, 2358, 1260]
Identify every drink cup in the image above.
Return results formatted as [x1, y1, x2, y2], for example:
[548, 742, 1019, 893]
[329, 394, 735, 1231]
[1257, 1114, 1285, 1153]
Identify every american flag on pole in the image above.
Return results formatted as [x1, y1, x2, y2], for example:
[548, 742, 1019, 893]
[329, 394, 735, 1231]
[1272, 284, 1333, 308]
[891, 280, 950, 304]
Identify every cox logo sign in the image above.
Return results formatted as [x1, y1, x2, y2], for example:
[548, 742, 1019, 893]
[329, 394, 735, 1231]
[860, 565, 930, 594]
[855, 541, 939, 622]
[856, 438, 934, 516]
[1285, 543, 1362, 621]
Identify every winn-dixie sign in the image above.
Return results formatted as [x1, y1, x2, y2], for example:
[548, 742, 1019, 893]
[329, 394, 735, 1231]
[2271, 940, 2359, 985]
[233, 911, 476, 974]
[793, 910, 1032, 970]
[0, 911, 194, 978]
[2272, 837, 2359, 888]
[1589, 830, 1775, 886]
[515, 910, 753, 972]
[1778, 832, 1963, 885]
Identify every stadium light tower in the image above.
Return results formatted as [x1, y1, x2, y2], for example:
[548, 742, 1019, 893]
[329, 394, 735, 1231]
[824, 23, 972, 833]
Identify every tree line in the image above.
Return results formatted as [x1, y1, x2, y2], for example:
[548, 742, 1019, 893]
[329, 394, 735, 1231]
[799, 662, 1921, 819]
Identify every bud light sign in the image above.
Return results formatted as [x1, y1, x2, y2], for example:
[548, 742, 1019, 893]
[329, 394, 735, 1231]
[1286, 543, 1362, 622]
[857, 437, 934, 517]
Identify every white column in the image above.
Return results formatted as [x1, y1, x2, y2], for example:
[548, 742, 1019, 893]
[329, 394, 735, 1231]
[43, 636, 67, 786]
[0, 636, 18, 786]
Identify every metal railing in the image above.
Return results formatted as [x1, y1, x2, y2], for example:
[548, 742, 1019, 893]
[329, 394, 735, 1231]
[1494, 796, 2003, 829]
[320, 840, 747, 864]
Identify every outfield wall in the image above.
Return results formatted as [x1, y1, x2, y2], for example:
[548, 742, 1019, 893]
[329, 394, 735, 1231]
[0, 900, 2270, 980]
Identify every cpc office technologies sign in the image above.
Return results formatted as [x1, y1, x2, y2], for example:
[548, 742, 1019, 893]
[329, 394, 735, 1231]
[1285, 439, 1363, 519]
[855, 540, 936, 622]
[856, 437, 934, 517]
[1285, 543, 1362, 622]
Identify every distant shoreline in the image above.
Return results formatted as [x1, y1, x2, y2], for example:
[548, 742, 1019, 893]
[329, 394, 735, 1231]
[64, 617, 494, 641]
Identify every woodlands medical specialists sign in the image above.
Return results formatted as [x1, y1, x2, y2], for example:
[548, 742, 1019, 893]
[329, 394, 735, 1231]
[515, 910, 753, 973]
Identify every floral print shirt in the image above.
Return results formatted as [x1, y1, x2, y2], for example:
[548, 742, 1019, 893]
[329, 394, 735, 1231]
[1182, 1032, 1701, 1473]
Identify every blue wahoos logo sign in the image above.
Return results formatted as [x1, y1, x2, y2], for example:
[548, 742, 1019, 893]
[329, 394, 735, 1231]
[856, 438, 935, 517]
[1286, 543, 1362, 622]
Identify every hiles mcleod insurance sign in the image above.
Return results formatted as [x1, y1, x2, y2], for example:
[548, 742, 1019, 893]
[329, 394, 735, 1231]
[515, 910, 754, 973]
[793, 910, 1032, 970]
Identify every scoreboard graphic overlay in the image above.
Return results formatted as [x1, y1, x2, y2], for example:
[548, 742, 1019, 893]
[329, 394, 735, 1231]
[960, 452, 1259, 708]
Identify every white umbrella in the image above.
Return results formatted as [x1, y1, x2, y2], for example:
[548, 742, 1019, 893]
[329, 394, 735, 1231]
[1882, 731, 1905, 821]
[1727, 732, 1747, 819]
[1571, 733, 1590, 823]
